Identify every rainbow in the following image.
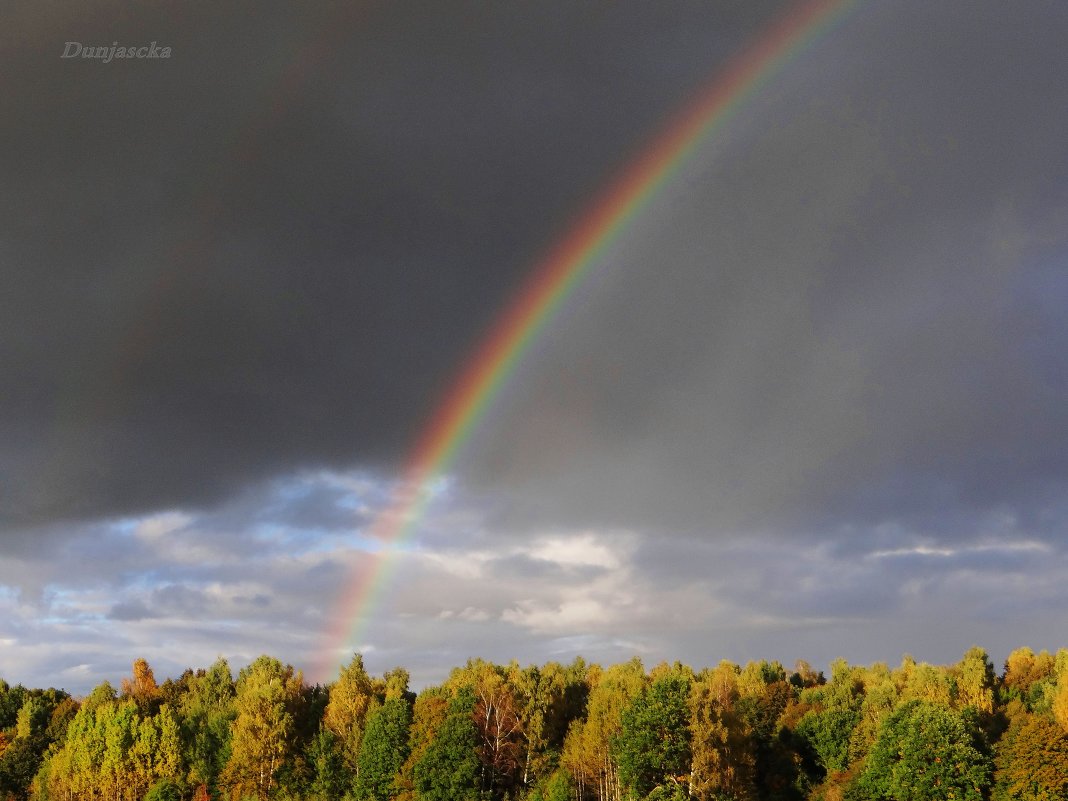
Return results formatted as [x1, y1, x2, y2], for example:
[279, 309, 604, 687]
[316, 0, 857, 681]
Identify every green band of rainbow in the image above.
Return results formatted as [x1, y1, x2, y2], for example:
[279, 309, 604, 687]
[315, 0, 857, 681]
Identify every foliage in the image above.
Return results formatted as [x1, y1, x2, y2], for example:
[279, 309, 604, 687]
[322, 653, 377, 780]
[355, 698, 412, 801]
[394, 687, 449, 801]
[561, 656, 645, 801]
[689, 661, 756, 801]
[795, 708, 858, 775]
[953, 647, 996, 714]
[305, 729, 347, 801]
[991, 712, 1068, 801]
[221, 655, 303, 801]
[181, 658, 236, 799]
[528, 767, 573, 801]
[613, 670, 692, 799]
[854, 700, 991, 801]
[0, 735, 45, 801]
[144, 778, 182, 801]
[7, 645, 1068, 801]
[411, 690, 480, 801]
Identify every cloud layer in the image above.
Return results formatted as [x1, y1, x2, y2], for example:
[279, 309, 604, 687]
[3, 470, 1066, 693]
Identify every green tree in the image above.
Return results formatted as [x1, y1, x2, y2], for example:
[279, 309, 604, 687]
[510, 661, 572, 789]
[15, 697, 49, 741]
[854, 700, 991, 801]
[793, 659, 862, 784]
[355, 698, 412, 801]
[306, 729, 347, 801]
[396, 688, 449, 801]
[613, 671, 692, 799]
[180, 658, 236, 800]
[528, 767, 574, 801]
[100, 700, 138, 801]
[145, 778, 183, 801]
[0, 681, 27, 731]
[46, 696, 80, 744]
[0, 736, 44, 801]
[735, 667, 799, 801]
[131, 709, 161, 798]
[794, 708, 857, 776]
[41, 698, 103, 801]
[83, 681, 118, 713]
[561, 658, 645, 801]
[412, 690, 479, 801]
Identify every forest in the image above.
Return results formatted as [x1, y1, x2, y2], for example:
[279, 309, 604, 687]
[1, 646, 1067, 801]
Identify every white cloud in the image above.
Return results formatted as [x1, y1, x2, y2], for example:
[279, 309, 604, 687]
[458, 606, 490, 622]
[132, 511, 193, 542]
[867, 539, 1053, 560]
[523, 531, 629, 570]
[418, 549, 493, 580]
[502, 597, 617, 633]
[6, 465, 1067, 695]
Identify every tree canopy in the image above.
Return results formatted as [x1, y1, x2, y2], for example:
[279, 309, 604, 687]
[3, 645, 1067, 801]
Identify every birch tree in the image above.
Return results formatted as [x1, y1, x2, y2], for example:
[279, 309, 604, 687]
[222, 656, 302, 801]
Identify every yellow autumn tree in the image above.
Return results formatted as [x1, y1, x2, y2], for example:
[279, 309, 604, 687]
[689, 661, 755, 801]
[222, 655, 302, 801]
[1052, 671, 1068, 732]
[121, 658, 160, 713]
[561, 658, 645, 801]
[953, 646, 995, 714]
[322, 653, 377, 779]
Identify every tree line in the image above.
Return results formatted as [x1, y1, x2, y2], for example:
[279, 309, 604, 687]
[2, 645, 1068, 801]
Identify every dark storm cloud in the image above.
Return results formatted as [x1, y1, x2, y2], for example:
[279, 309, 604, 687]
[0, 0, 790, 527]
[463, 1, 1068, 543]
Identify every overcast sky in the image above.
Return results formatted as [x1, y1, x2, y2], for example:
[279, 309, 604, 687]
[2, 0, 1067, 694]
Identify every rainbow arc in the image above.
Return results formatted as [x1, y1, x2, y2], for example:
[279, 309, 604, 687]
[316, 0, 858, 682]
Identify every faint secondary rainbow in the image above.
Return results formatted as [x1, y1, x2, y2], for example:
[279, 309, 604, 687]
[316, 0, 857, 681]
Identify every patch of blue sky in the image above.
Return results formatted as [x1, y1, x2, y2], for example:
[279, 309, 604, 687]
[109, 517, 141, 535]
[38, 586, 107, 625]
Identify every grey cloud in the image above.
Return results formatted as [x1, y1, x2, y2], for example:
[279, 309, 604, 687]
[149, 583, 210, 617]
[0, 0, 790, 528]
[4, 482, 1065, 693]
[462, 0, 1068, 544]
[108, 600, 156, 622]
